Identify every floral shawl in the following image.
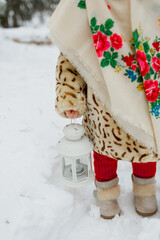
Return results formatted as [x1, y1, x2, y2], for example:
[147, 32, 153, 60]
[48, 0, 160, 155]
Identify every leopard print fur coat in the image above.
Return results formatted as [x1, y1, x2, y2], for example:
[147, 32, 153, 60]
[55, 53, 159, 163]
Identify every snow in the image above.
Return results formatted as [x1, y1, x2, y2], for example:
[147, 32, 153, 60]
[1, 25, 160, 240]
[0, 26, 50, 43]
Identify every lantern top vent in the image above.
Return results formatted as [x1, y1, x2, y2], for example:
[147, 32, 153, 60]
[63, 123, 85, 141]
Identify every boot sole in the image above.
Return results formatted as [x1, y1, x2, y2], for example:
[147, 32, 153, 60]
[101, 211, 121, 219]
[136, 208, 157, 217]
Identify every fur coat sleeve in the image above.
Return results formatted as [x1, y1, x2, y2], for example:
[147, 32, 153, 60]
[55, 53, 87, 118]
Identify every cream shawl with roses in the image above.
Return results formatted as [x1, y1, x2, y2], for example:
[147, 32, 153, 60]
[48, 0, 160, 156]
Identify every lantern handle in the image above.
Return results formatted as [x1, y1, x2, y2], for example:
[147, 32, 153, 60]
[70, 117, 79, 129]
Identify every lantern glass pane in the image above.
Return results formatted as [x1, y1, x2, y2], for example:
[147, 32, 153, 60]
[75, 154, 90, 181]
[62, 156, 73, 181]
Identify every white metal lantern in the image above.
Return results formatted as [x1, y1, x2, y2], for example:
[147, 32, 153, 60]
[56, 123, 94, 188]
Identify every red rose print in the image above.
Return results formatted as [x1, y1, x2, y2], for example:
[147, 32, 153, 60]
[123, 54, 135, 67]
[136, 50, 150, 77]
[144, 79, 159, 102]
[129, 55, 135, 61]
[107, 4, 111, 10]
[110, 33, 123, 50]
[131, 65, 137, 71]
[152, 42, 159, 52]
[92, 31, 110, 57]
[152, 56, 160, 73]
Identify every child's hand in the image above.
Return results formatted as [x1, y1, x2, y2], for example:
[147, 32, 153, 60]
[64, 110, 79, 118]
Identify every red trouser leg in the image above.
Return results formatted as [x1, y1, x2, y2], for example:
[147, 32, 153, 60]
[93, 150, 157, 181]
[132, 162, 157, 178]
[93, 150, 118, 182]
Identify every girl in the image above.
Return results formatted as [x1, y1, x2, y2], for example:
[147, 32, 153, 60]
[48, 0, 160, 219]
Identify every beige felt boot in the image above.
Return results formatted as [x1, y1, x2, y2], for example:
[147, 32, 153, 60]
[94, 177, 120, 219]
[132, 174, 158, 216]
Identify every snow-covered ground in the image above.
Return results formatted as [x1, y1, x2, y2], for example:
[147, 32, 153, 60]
[1, 26, 160, 240]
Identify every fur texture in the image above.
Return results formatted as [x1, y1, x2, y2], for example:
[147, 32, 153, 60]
[55, 53, 159, 162]
[132, 175, 156, 197]
[94, 178, 120, 217]
[55, 53, 87, 118]
[97, 185, 120, 201]
[132, 174, 157, 215]
[95, 177, 119, 189]
[133, 182, 156, 197]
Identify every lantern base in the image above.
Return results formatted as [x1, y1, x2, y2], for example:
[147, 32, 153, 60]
[60, 171, 94, 188]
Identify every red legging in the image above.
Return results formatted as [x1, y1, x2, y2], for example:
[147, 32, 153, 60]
[93, 151, 157, 182]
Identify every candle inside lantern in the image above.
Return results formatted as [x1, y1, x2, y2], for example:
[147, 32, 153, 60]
[70, 159, 85, 176]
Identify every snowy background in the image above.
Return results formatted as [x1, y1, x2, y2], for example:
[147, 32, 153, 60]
[1, 21, 160, 240]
